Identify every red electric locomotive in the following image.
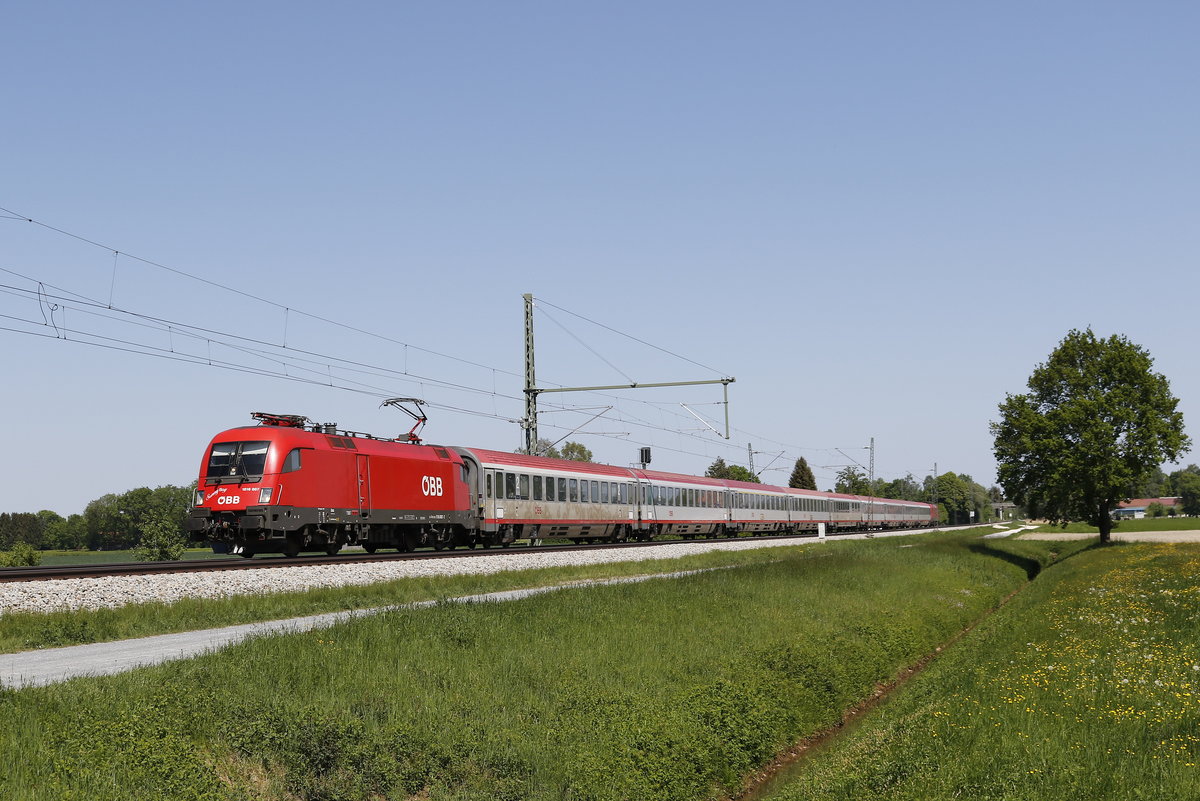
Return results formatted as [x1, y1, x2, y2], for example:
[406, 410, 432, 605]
[187, 412, 481, 556]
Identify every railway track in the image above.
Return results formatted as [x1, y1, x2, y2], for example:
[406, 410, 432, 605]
[0, 531, 845, 583]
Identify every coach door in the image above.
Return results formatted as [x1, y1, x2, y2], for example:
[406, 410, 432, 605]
[356, 454, 371, 518]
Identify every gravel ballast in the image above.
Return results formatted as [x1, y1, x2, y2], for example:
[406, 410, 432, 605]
[0, 538, 825, 615]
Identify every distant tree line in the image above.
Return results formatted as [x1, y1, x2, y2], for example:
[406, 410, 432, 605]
[700, 455, 1000, 525]
[0, 484, 194, 552]
[826, 465, 997, 524]
[516, 439, 594, 462]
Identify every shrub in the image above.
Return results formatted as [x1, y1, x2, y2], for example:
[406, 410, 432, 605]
[1, 541, 42, 566]
[132, 510, 187, 562]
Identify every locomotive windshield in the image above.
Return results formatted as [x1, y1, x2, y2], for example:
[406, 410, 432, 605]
[206, 441, 271, 482]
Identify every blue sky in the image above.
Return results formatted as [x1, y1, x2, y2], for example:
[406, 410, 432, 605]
[3, 2, 1197, 515]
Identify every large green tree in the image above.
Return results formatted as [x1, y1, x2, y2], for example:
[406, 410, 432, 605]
[834, 466, 870, 495]
[991, 329, 1189, 543]
[705, 457, 760, 483]
[516, 438, 562, 459]
[788, 457, 817, 490]
[559, 442, 593, 462]
[1177, 471, 1200, 516]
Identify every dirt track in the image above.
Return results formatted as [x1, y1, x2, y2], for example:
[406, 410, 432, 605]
[1018, 530, 1200, 543]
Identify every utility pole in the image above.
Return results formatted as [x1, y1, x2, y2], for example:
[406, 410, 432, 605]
[868, 436, 875, 526]
[747, 442, 754, 476]
[521, 294, 734, 456]
[523, 293, 538, 454]
[932, 461, 939, 525]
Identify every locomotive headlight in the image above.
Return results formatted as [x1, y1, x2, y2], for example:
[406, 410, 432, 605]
[194, 490, 204, 506]
[259, 487, 274, 504]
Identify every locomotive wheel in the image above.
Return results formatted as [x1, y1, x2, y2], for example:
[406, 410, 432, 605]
[363, 544, 378, 554]
[283, 538, 301, 558]
[325, 543, 342, 556]
[238, 547, 255, 559]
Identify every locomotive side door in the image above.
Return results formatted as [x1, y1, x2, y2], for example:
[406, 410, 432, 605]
[356, 454, 371, 518]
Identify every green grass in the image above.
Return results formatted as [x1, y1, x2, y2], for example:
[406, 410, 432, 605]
[0, 531, 1046, 801]
[760, 540, 1200, 800]
[35, 547, 232, 566]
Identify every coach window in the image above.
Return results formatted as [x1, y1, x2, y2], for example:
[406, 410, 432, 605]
[580, 481, 589, 503]
[588, 481, 597, 503]
[569, 479, 579, 502]
[558, 477, 567, 500]
[533, 476, 543, 501]
[486, 473, 493, 499]
[519, 474, 530, 500]
[600, 482, 610, 503]
[504, 473, 516, 500]
[619, 484, 628, 504]
[545, 477, 555, 501]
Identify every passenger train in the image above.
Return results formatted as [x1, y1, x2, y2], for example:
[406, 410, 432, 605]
[187, 413, 937, 557]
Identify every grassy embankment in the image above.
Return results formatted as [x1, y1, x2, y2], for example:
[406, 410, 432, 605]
[0, 531, 1054, 801]
[761, 540, 1200, 800]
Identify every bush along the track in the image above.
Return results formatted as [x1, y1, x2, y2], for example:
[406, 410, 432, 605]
[762, 541, 1200, 801]
[0, 533, 1049, 801]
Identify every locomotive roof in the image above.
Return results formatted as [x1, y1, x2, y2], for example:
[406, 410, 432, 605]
[209, 425, 461, 461]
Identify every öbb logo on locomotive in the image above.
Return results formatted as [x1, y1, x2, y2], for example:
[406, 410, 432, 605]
[187, 411, 937, 558]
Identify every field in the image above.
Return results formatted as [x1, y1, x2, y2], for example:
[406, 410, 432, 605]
[760, 541, 1200, 800]
[0, 531, 1050, 800]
